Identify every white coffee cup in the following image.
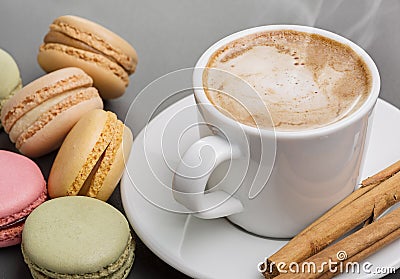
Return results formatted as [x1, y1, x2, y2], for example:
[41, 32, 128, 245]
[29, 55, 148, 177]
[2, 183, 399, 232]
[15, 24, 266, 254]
[172, 25, 380, 238]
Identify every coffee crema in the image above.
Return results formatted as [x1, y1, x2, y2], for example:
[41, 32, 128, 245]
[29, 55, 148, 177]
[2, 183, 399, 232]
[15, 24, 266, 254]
[203, 30, 372, 131]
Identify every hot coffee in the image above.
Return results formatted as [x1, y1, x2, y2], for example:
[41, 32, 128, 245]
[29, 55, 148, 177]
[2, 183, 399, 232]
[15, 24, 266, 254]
[203, 30, 372, 131]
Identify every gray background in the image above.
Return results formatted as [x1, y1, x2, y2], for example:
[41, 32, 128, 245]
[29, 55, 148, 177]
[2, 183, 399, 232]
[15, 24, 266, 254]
[0, 0, 399, 278]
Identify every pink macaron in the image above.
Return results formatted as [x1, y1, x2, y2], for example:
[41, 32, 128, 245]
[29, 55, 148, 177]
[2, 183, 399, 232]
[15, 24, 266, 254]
[0, 150, 47, 248]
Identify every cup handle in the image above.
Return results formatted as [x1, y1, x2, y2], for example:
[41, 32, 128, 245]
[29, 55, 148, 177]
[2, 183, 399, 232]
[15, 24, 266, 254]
[172, 135, 243, 219]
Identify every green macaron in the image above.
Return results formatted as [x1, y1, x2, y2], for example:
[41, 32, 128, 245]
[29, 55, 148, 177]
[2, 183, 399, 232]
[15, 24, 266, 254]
[21, 196, 135, 279]
[0, 48, 22, 128]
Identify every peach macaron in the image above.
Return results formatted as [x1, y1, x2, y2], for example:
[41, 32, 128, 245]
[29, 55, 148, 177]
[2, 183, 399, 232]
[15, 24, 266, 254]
[38, 15, 138, 99]
[1, 67, 103, 157]
[48, 109, 133, 201]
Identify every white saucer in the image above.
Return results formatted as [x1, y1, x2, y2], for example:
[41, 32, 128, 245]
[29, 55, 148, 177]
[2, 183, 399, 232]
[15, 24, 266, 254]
[121, 96, 400, 279]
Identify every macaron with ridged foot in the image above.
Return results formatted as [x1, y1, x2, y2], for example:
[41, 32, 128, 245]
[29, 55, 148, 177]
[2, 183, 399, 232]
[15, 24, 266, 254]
[48, 109, 133, 201]
[22, 196, 135, 279]
[38, 15, 138, 99]
[0, 150, 47, 248]
[1, 67, 103, 158]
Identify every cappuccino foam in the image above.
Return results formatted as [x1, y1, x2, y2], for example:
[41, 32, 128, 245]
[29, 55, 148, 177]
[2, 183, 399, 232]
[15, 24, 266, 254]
[203, 30, 372, 131]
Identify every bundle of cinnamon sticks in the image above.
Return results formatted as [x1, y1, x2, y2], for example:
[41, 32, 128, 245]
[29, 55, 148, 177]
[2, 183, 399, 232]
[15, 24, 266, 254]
[261, 160, 400, 279]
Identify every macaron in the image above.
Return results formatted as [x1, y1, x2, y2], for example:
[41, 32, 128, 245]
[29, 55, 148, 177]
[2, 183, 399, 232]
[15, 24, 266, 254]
[0, 150, 47, 248]
[1, 67, 103, 157]
[22, 196, 135, 279]
[0, 48, 22, 128]
[48, 109, 133, 201]
[38, 15, 138, 99]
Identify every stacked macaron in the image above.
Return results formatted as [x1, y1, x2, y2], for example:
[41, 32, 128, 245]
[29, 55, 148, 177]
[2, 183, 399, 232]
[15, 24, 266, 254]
[38, 15, 138, 99]
[1, 14, 137, 279]
[0, 150, 47, 248]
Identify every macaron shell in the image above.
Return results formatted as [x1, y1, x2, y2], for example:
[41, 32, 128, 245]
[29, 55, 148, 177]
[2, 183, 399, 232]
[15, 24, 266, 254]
[0, 150, 46, 219]
[0, 49, 21, 101]
[38, 45, 127, 99]
[18, 92, 103, 158]
[25, 237, 134, 279]
[0, 81, 21, 130]
[0, 223, 23, 248]
[22, 196, 131, 275]
[1, 67, 93, 132]
[48, 109, 116, 197]
[52, 15, 137, 73]
[96, 125, 133, 201]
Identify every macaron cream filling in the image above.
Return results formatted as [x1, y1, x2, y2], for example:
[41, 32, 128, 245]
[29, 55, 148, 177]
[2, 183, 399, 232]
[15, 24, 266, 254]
[0, 217, 26, 230]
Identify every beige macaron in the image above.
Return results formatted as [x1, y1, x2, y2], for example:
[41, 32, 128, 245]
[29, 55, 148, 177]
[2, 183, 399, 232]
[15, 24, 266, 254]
[48, 109, 133, 201]
[38, 15, 138, 99]
[1, 67, 103, 158]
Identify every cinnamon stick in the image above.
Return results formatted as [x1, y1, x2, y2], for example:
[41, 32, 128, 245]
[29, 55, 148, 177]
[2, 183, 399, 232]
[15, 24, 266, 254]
[274, 206, 400, 279]
[362, 160, 400, 187]
[318, 227, 400, 279]
[263, 160, 400, 278]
